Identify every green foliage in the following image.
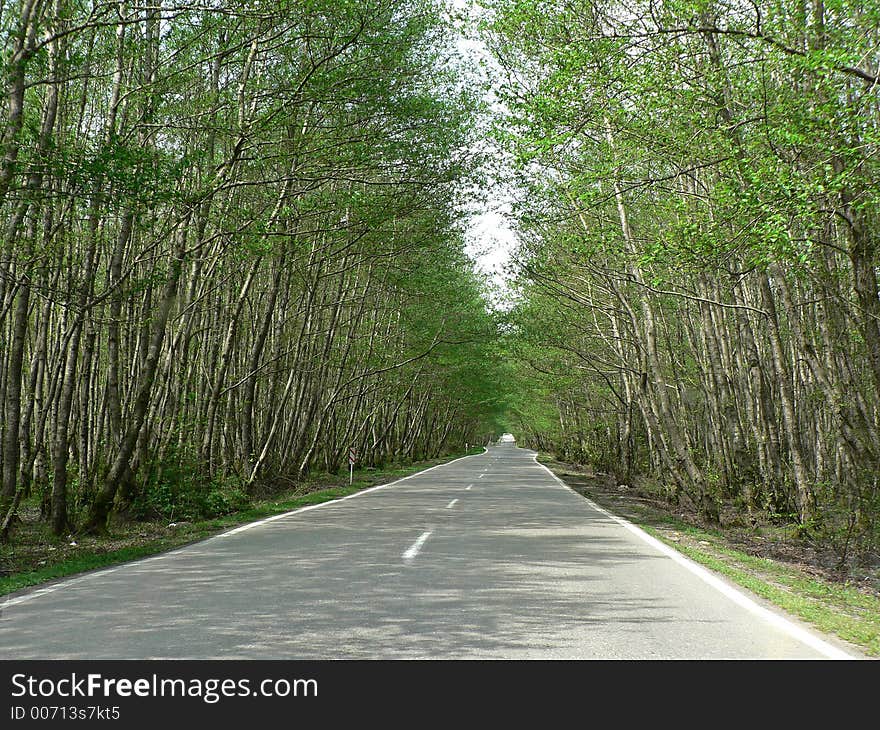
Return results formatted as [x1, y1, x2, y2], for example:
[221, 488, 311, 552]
[809, 478, 880, 567]
[134, 455, 249, 522]
[480, 0, 880, 545]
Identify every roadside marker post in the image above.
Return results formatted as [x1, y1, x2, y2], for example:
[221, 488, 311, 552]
[348, 447, 356, 485]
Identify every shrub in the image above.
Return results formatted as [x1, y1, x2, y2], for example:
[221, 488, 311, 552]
[132, 452, 251, 521]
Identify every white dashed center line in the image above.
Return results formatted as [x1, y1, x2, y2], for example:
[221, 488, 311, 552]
[402, 531, 432, 561]
[446, 499, 458, 508]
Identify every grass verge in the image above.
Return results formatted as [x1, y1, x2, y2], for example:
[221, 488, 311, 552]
[538, 453, 879, 658]
[0, 450, 481, 598]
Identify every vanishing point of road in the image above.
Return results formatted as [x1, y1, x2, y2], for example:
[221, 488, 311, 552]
[0, 443, 860, 659]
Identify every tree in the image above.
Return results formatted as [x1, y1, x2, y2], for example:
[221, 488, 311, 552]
[482, 0, 880, 551]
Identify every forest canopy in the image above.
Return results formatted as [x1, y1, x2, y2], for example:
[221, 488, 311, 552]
[2, 0, 878, 569]
[481, 0, 880, 559]
[0, 0, 507, 538]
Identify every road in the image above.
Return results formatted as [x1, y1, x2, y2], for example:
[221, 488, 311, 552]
[0, 443, 859, 659]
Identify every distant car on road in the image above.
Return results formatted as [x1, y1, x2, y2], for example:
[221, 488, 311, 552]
[499, 433, 515, 443]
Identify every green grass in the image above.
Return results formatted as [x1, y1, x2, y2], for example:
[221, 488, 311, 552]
[1, 450, 480, 598]
[0, 542, 183, 597]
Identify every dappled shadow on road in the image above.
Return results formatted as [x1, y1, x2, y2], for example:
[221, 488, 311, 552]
[2, 528, 675, 659]
[0, 445, 818, 659]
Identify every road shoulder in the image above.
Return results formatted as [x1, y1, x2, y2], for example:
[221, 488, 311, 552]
[0, 450, 485, 600]
[538, 454, 878, 659]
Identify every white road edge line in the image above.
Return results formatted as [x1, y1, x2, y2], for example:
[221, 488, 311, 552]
[532, 454, 858, 660]
[219, 447, 485, 538]
[446, 499, 458, 508]
[403, 531, 432, 560]
[2, 449, 489, 610]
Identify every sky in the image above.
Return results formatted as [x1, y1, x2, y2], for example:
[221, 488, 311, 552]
[450, 0, 519, 295]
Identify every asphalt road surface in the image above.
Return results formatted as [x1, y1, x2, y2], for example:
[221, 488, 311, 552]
[0, 443, 860, 659]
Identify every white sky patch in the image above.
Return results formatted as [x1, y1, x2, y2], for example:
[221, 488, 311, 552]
[449, 0, 519, 298]
[465, 205, 516, 283]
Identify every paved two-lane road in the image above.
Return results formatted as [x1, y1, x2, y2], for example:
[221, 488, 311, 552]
[0, 444, 859, 658]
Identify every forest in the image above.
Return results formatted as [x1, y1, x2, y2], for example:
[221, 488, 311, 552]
[485, 0, 880, 562]
[1, 0, 879, 572]
[0, 0, 504, 540]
